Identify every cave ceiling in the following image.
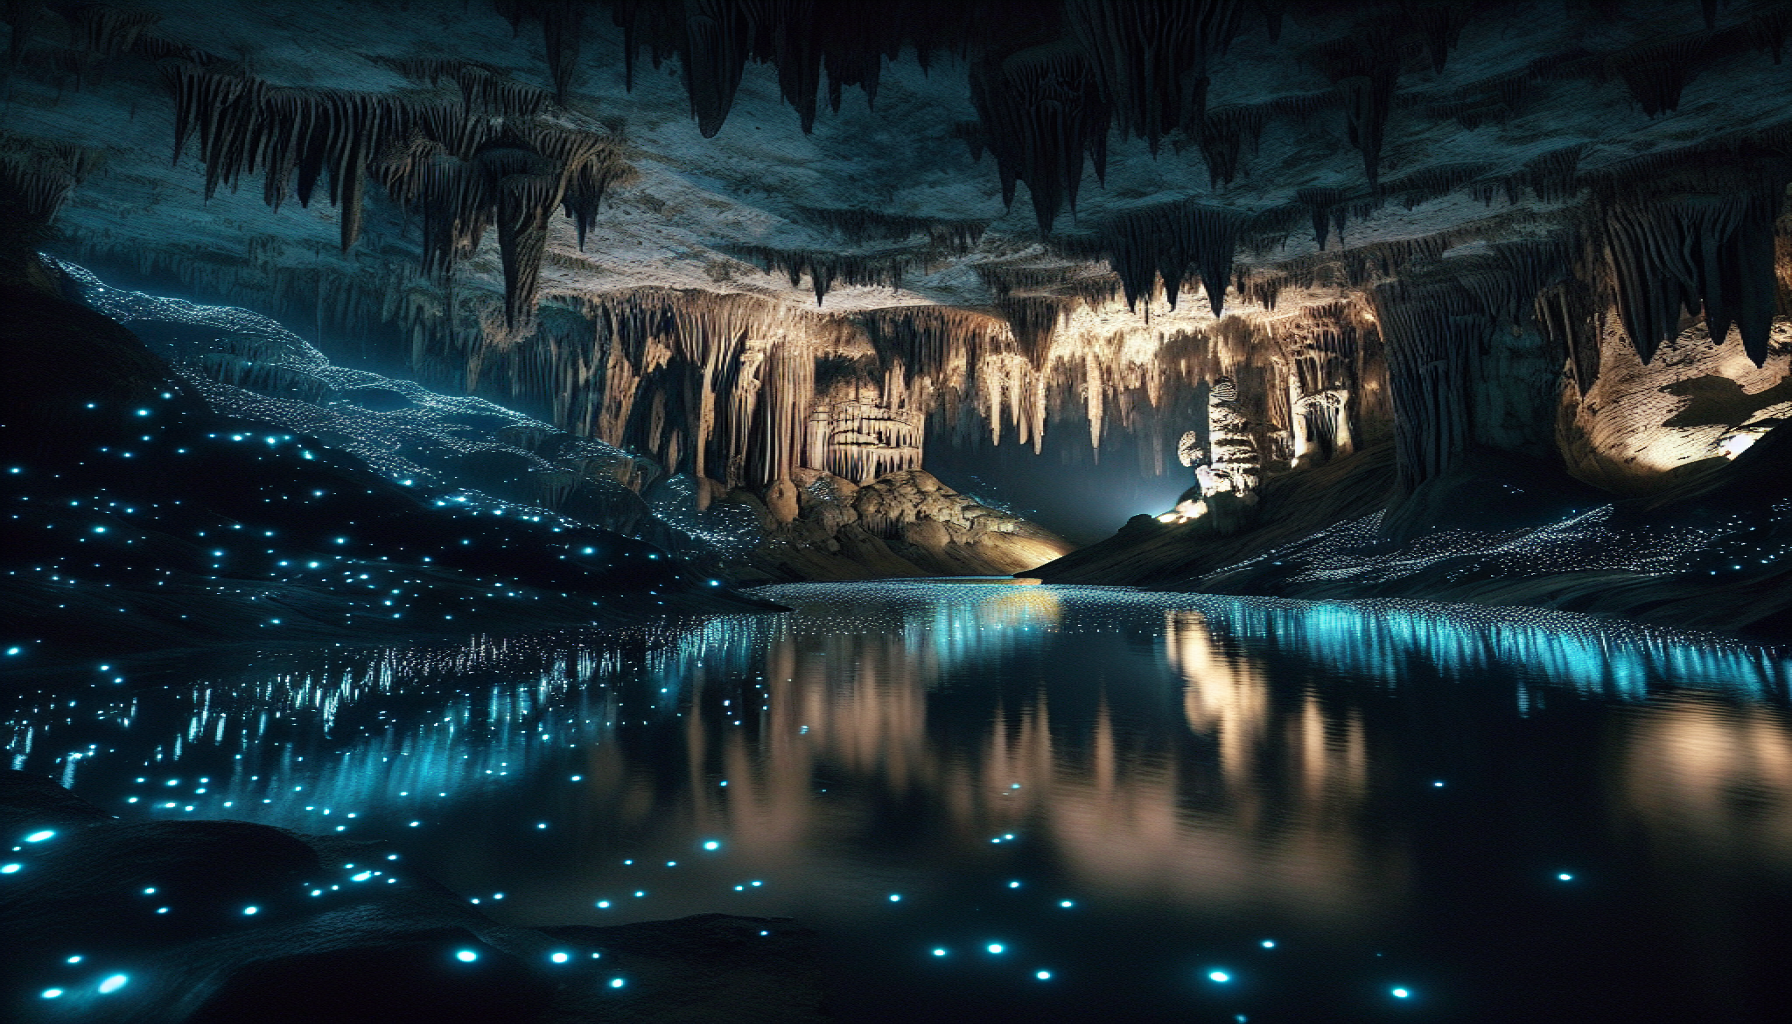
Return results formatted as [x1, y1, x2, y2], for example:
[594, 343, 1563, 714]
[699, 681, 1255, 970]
[5, 0, 1792, 490]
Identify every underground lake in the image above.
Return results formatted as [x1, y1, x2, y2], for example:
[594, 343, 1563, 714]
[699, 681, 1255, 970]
[6, 582, 1789, 1022]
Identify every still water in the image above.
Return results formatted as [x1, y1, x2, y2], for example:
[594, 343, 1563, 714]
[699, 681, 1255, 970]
[7, 583, 1792, 1022]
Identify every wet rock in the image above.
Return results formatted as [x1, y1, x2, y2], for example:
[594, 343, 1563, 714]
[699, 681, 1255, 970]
[0, 770, 828, 1024]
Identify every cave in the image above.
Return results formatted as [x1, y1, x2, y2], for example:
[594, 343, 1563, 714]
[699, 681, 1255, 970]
[3, 2, 1791, 1021]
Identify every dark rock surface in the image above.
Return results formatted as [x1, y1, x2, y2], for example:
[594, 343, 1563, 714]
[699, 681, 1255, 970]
[0, 770, 827, 1023]
[1031, 435, 1792, 637]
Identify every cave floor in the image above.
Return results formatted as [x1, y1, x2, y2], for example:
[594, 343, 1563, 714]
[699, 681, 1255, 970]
[5, 582, 1789, 1022]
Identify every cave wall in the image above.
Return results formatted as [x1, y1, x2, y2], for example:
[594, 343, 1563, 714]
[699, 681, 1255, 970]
[4, 0, 1792, 551]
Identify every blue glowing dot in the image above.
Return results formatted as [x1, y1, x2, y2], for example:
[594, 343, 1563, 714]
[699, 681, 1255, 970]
[98, 975, 128, 994]
[243, 906, 258, 915]
[609, 978, 625, 989]
[933, 948, 948, 957]
[551, 952, 569, 964]
[987, 944, 1005, 955]
[1, 864, 20, 874]
[889, 894, 902, 902]
[703, 841, 720, 851]
[25, 831, 54, 843]
[456, 950, 478, 963]
[1007, 880, 1021, 889]
[1035, 970, 1052, 981]
[1059, 900, 1074, 908]
[66, 956, 82, 963]
[1393, 987, 1411, 999]
[537, 823, 548, 829]
[596, 900, 611, 908]
[1260, 939, 1276, 949]
[1432, 781, 1445, 788]
[1557, 873, 1573, 882]
[142, 887, 155, 894]
[42, 988, 64, 999]
[6, 647, 20, 655]
[1209, 971, 1231, 983]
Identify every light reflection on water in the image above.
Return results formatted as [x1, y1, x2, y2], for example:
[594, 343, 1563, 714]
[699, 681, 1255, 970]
[5, 584, 1791, 1020]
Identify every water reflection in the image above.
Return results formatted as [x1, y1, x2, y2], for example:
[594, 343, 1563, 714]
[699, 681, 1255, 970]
[4, 585, 1791, 1017]
[1619, 699, 1792, 871]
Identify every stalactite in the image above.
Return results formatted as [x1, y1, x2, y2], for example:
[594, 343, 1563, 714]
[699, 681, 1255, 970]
[1383, 163, 1493, 211]
[1310, 24, 1401, 188]
[1294, 186, 1383, 250]
[975, 261, 1120, 310]
[3, 0, 44, 67]
[796, 207, 988, 253]
[161, 61, 630, 327]
[0, 129, 103, 226]
[997, 295, 1065, 366]
[1401, 0, 1472, 74]
[736, 245, 927, 305]
[69, 3, 160, 57]
[377, 57, 553, 119]
[1064, 0, 1245, 155]
[968, 41, 1109, 235]
[1605, 34, 1711, 117]
[1193, 104, 1266, 188]
[1589, 154, 1789, 365]
[1098, 200, 1247, 315]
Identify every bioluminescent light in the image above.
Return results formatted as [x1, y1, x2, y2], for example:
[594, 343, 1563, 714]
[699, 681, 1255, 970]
[595, 900, 612, 908]
[609, 978, 625, 989]
[703, 840, 720, 850]
[1, 863, 20, 874]
[1035, 970, 1052, 981]
[1557, 873, 1573, 882]
[242, 906, 258, 915]
[1260, 939, 1276, 949]
[933, 948, 948, 957]
[1059, 900, 1074, 908]
[889, 894, 902, 902]
[456, 950, 478, 962]
[1432, 781, 1445, 788]
[42, 988, 65, 998]
[98, 975, 128, 994]
[24, 830, 55, 842]
[550, 952, 569, 964]
[1208, 970, 1231, 983]
[987, 944, 1005, 954]
[67, 956, 82, 963]
[1393, 987, 1411, 999]
[1007, 880, 1021, 889]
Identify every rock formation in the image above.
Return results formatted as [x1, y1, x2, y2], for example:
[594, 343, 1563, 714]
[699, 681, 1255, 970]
[4, 0, 1792, 617]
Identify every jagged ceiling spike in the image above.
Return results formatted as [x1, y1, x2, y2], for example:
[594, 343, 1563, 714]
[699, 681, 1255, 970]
[969, 41, 1109, 234]
[1310, 23, 1401, 187]
[1591, 155, 1788, 366]
[1606, 34, 1712, 117]
[3, 1, 44, 67]
[1066, 0, 1244, 155]
[1099, 201, 1246, 315]
[1401, 0, 1472, 74]
[70, 3, 161, 57]
[1195, 105, 1267, 188]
